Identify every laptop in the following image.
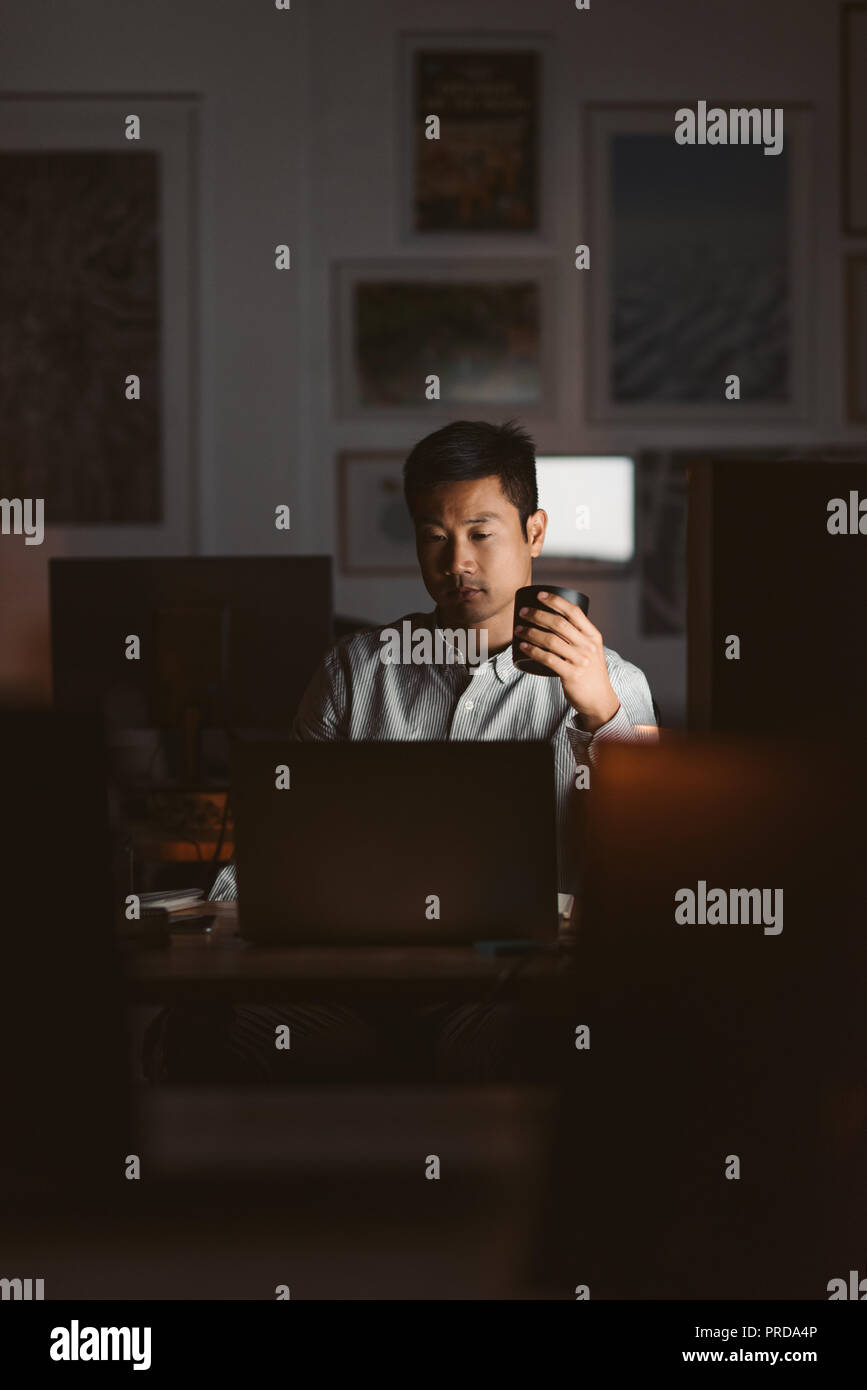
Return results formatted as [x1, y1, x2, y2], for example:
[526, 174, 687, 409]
[230, 740, 560, 944]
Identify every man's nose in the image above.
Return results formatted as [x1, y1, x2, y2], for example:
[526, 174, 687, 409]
[441, 539, 475, 575]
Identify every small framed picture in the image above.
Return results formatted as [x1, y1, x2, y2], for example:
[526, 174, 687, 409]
[842, 4, 867, 234]
[338, 451, 418, 576]
[398, 33, 553, 241]
[846, 254, 867, 420]
[333, 258, 556, 419]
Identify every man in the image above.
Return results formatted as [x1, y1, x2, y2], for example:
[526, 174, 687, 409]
[144, 419, 657, 1084]
[215, 417, 656, 892]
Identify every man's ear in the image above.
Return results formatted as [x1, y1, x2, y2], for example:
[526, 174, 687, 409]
[527, 509, 547, 556]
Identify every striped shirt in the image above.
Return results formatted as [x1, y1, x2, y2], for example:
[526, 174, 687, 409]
[210, 608, 658, 900]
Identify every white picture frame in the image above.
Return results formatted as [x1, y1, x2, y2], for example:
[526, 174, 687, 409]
[338, 451, 417, 576]
[332, 256, 558, 421]
[0, 95, 199, 553]
[584, 103, 814, 424]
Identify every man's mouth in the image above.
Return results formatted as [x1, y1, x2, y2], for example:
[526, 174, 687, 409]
[450, 587, 483, 601]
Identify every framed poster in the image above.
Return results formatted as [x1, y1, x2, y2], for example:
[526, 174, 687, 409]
[338, 452, 417, 576]
[398, 32, 554, 243]
[333, 258, 555, 419]
[585, 103, 814, 423]
[846, 255, 867, 420]
[842, 4, 867, 234]
[0, 96, 198, 552]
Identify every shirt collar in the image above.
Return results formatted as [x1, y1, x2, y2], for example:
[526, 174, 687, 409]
[421, 610, 521, 686]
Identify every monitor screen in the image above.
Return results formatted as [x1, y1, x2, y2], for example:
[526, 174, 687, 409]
[536, 455, 634, 562]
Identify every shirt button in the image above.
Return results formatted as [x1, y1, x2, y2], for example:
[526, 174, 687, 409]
[464, 700, 474, 710]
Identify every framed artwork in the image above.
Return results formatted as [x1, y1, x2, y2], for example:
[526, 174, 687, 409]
[398, 33, 553, 242]
[846, 255, 867, 420]
[585, 104, 814, 423]
[842, 4, 867, 234]
[338, 452, 417, 576]
[333, 258, 556, 418]
[0, 96, 198, 552]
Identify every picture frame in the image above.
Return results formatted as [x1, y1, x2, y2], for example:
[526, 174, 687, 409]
[0, 95, 198, 552]
[397, 32, 554, 244]
[338, 451, 417, 576]
[841, 3, 867, 235]
[845, 254, 867, 421]
[332, 258, 557, 420]
[584, 103, 814, 424]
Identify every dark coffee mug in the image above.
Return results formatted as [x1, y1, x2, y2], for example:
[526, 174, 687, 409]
[512, 585, 590, 676]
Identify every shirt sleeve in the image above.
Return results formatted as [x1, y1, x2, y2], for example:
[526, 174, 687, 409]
[565, 649, 659, 769]
[208, 861, 239, 901]
[290, 642, 350, 742]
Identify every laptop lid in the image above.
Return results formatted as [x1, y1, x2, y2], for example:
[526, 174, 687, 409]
[231, 740, 560, 944]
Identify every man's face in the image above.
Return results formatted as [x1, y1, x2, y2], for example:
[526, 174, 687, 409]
[412, 475, 547, 630]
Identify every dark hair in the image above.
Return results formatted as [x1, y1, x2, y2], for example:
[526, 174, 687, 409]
[403, 419, 538, 539]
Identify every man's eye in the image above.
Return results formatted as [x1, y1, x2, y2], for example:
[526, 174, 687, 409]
[421, 532, 491, 541]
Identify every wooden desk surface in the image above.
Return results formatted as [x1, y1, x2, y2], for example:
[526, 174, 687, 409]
[125, 903, 577, 1003]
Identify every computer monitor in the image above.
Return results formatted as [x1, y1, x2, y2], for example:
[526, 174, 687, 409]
[535, 455, 635, 571]
[50, 556, 334, 783]
[687, 457, 867, 732]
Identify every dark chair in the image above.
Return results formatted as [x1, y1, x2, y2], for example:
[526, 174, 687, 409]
[334, 614, 377, 639]
[530, 734, 867, 1298]
[2, 710, 132, 1193]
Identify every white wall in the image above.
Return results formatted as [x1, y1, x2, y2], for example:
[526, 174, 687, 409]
[4, 0, 865, 722]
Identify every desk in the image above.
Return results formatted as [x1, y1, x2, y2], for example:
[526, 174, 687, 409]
[125, 903, 577, 1005]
